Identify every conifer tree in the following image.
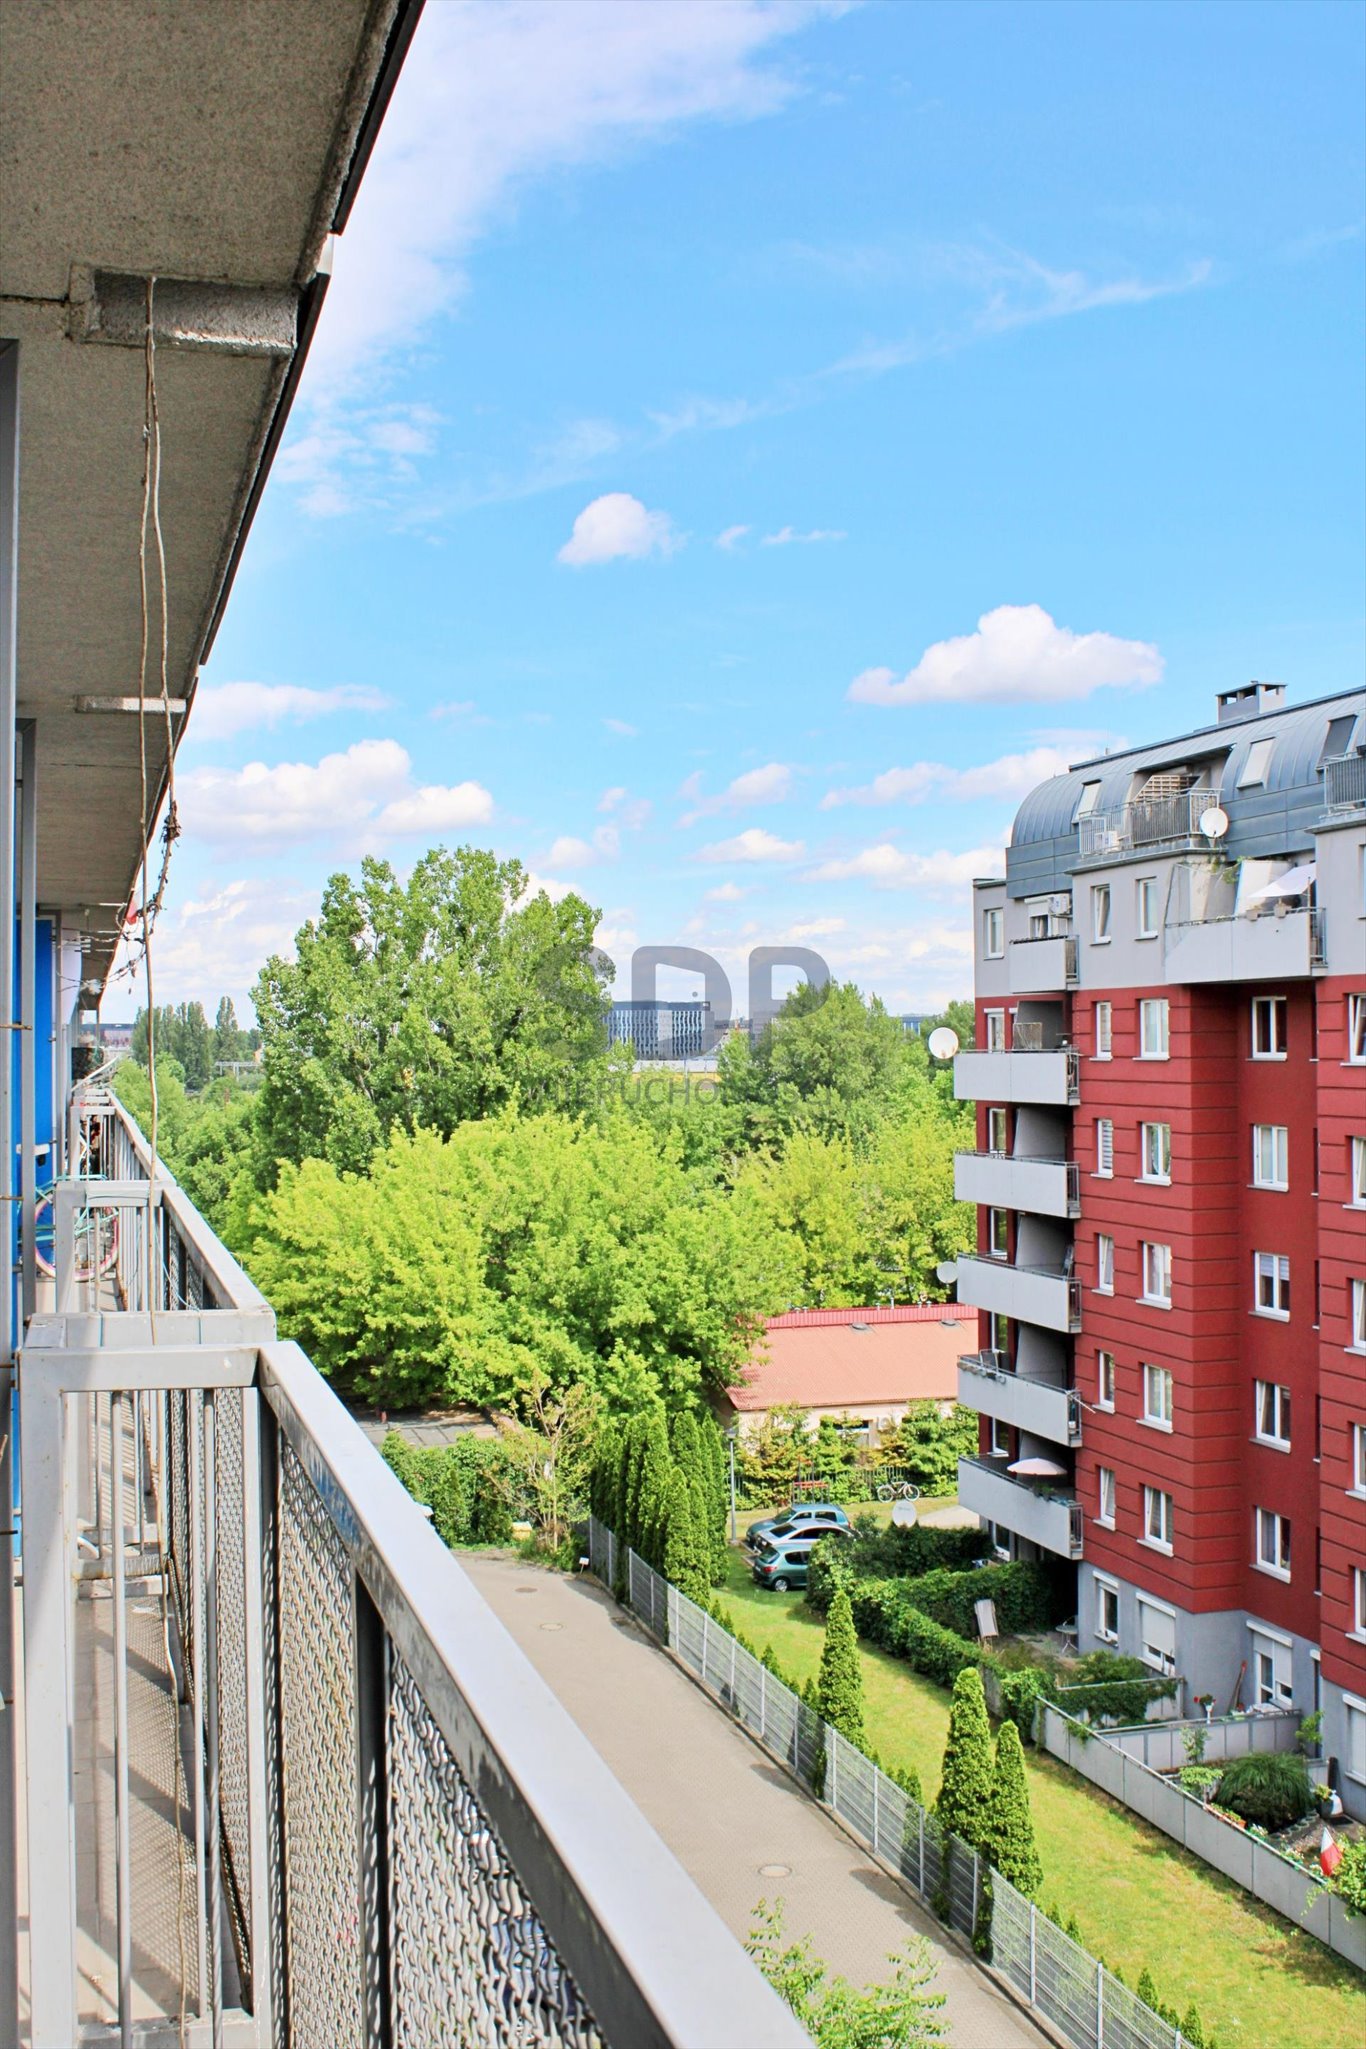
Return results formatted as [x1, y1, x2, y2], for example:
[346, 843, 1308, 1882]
[935, 1668, 993, 1847]
[1179, 2005, 1206, 2048]
[635, 1412, 672, 1566]
[699, 1413, 730, 1579]
[660, 1466, 710, 1601]
[1136, 1968, 1161, 2016]
[981, 1721, 1042, 1896]
[620, 1415, 647, 1546]
[816, 1588, 866, 1749]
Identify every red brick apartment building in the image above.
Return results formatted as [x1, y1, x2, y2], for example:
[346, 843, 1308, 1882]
[952, 682, 1366, 1817]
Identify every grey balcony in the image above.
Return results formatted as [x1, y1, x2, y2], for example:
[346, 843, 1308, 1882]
[955, 1252, 1082, 1333]
[1324, 752, 1366, 814]
[1007, 934, 1078, 994]
[958, 1456, 1085, 1559]
[1077, 788, 1213, 863]
[957, 1353, 1081, 1447]
[953, 1048, 1080, 1107]
[1163, 906, 1325, 983]
[953, 1150, 1081, 1218]
[16, 1092, 808, 2049]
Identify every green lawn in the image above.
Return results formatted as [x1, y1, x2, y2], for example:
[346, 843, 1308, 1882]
[717, 1548, 1365, 2049]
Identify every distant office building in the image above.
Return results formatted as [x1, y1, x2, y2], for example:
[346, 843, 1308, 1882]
[608, 999, 713, 1060]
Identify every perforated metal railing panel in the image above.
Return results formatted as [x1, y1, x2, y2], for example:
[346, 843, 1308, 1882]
[215, 1388, 253, 2003]
[278, 1437, 365, 2047]
[387, 1649, 602, 2049]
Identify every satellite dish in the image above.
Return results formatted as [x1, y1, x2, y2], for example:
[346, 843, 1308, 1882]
[935, 1260, 958, 1286]
[927, 1026, 960, 1061]
[892, 1500, 919, 1527]
[1199, 806, 1229, 841]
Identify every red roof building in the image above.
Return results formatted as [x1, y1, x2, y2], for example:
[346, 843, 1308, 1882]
[720, 1303, 976, 1440]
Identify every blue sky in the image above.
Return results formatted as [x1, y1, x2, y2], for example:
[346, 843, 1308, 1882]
[143, 0, 1365, 1022]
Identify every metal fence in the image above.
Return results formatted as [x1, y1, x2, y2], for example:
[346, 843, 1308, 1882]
[589, 1518, 1236, 2049]
[1038, 1705, 1366, 1971]
[19, 1097, 811, 2049]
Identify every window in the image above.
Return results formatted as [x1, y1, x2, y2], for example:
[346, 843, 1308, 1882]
[988, 1208, 1009, 1259]
[1094, 1001, 1112, 1060]
[1355, 1568, 1366, 1640]
[1097, 1351, 1116, 1410]
[1075, 779, 1102, 821]
[1353, 1279, 1366, 1352]
[1136, 877, 1160, 938]
[1138, 1596, 1176, 1674]
[1351, 1137, 1366, 1207]
[1255, 1381, 1291, 1447]
[987, 1107, 1009, 1153]
[1350, 994, 1366, 1064]
[1252, 1631, 1294, 1708]
[1095, 1118, 1114, 1177]
[1091, 884, 1112, 943]
[1353, 1423, 1366, 1495]
[1096, 1234, 1114, 1295]
[984, 1007, 1006, 1052]
[1255, 1507, 1291, 1578]
[1320, 713, 1358, 766]
[1028, 909, 1051, 940]
[1142, 1486, 1174, 1553]
[1095, 1578, 1119, 1644]
[1140, 1122, 1171, 1183]
[1142, 1363, 1174, 1430]
[1254, 1252, 1290, 1319]
[1252, 995, 1287, 1058]
[989, 1311, 1010, 1354]
[1098, 1467, 1116, 1527]
[983, 907, 1004, 959]
[990, 1418, 1011, 1458]
[1347, 1698, 1366, 1786]
[1138, 998, 1169, 1059]
[1141, 1240, 1172, 1306]
[1253, 1124, 1289, 1190]
[1237, 737, 1275, 788]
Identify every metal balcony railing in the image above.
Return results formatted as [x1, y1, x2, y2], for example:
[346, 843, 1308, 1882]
[1324, 752, 1366, 813]
[1078, 787, 1216, 862]
[19, 1089, 808, 2049]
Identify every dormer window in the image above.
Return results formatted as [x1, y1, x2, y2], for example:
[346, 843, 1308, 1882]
[1074, 780, 1102, 823]
[1237, 738, 1275, 789]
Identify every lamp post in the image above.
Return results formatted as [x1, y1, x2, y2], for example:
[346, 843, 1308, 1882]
[726, 1427, 738, 1545]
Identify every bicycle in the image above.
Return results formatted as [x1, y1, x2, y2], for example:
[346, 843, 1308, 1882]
[874, 1478, 922, 1504]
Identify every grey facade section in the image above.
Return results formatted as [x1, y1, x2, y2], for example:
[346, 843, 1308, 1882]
[1321, 1679, 1366, 1825]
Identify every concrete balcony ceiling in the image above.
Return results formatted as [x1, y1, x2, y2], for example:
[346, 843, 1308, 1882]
[0, 0, 422, 988]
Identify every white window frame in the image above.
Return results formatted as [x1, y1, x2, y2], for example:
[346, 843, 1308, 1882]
[1141, 1485, 1174, 1554]
[1136, 877, 1160, 939]
[1095, 1576, 1120, 1645]
[1075, 780, 1102, 822]
[1345, 1696, 1366, 1786]
[1095, 1118, 1114, 1178]
[1137, 1593, 1177, 1674]
[1138, 999, 1169, 1060]
[1097, 1351, 1116, 1411]
[987, 1107, 1009, 1154]
[1349, 993, 1366, 1065]
[1354, 1567, 1366, 1642]
[1351, 1136, 1366, 1208]
[1140, 1122, 1171, 1184]
[990, 1417, 1011, 1458]
[1252, 1123, 1289, 1191]
[1254, 1506, 1291, 1580]
[1251, 994, 1287, 1060]
[1352, 1421, 1366, 1496]
[1091, 884, 1112, 944]
[1352, 1278, 1366, 1353]
[1250, 1626, 1294, 1708]
[1096, 1234, 1114, 1296]
[988, 1207, 1009, 1260]
[983, 907, 1004, 960]
[1140, 1240, 1172, 1307]
[1253, 1251, 1291, 1320]
[984, 1007, 1007, 1052]
[1094, 1001, 1112, 1060]
[1254, 1380, 1291, 1449]
[1237, 737, 1275, 788]
[1097, 1466, 1116, 1528]
[1141, 1363, 1174, 1431]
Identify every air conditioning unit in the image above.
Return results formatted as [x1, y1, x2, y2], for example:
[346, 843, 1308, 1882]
[1048, 894, 1071, 916]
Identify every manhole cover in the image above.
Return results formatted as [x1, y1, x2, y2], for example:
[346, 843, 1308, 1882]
[539, 1622, 564, 1633]
[514, 1586, 538, 1594]
[758, 1863, 791, 1878]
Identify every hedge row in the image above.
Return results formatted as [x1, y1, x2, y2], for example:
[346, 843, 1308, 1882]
[380, 1431, 513, 1547]
[899, 1560, 1058, 1639]
[843, 1517, 989, 1580]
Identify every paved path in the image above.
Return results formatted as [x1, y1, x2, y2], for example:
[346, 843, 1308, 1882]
[462, 1554, 1046, 2049]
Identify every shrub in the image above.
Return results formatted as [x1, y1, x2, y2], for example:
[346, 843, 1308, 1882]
[1059, 1651, 1179, 1726]
[816, 1589, 866, 1748]
[1323, 1837, 1366, 1917]
[936, 1669, 993, 1845]
[839, 1518, 989, 1582]
[1215, 1752, 1314, 1832]
[899, 1560, 1059, 1638]
[982, 1721, 1042, 1897]
[380, 1430, 513, 1544]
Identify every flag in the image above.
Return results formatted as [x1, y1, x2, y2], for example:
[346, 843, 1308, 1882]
[1320, 1826, 1343, 1878]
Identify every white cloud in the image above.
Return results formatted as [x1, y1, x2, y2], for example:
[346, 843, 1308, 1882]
[178, 738, 493, 847]
[598, 786, 652, 828]
[558, 492, 680, 566]
[705, 880, 747, 902]
[761, 525, 846, 546]
[191, 680, 389, 740]
[680, 761, 793, 824]
[430, 699, 492, 724]
[603, 716, 640, 737]
[698, 828, 805, 864]
[848, 604, 1164, 707]
[805, 843, 1007, 891]
[114, 876, 318, 1019]
[544, 835, 596, 870]
[822, 745, 1076, 809]
[716, 524, 751, 550]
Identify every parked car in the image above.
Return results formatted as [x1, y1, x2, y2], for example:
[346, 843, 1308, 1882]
[751, 1528, 849, 1593]
[744, 1502, 850, 1552]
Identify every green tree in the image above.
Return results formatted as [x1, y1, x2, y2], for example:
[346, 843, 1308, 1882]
[633, 1412, 672, 1565]
[1179, 2004, 1207, 2048]
[493, 1372, 604, 1548]
[659, 1465, 709, 1600]
[213, 995, 245, 1066]
[722, 981, 917, 1151]
[982, 1721, 1042, 1895]
[698, 1412, 730, 1579]
[746, 1900, 948, 2047]
[816, 1587, 867, 1749]
[936, 1667, 993, 1846]
[252, 846, 617, 1176]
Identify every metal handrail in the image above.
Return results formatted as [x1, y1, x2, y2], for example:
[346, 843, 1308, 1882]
[1324, 751, 1366, 812]
[1079, 787, 1216, 861]
[960, 1453, 1078, 1508]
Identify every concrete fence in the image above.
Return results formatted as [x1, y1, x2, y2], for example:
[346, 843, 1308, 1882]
[1100, 1711, 1299, 1772]
[1038, 1704, 1365, 1971]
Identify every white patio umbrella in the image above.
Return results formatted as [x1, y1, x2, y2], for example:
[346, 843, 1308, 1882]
[1007, 1456, 1068, 1479]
